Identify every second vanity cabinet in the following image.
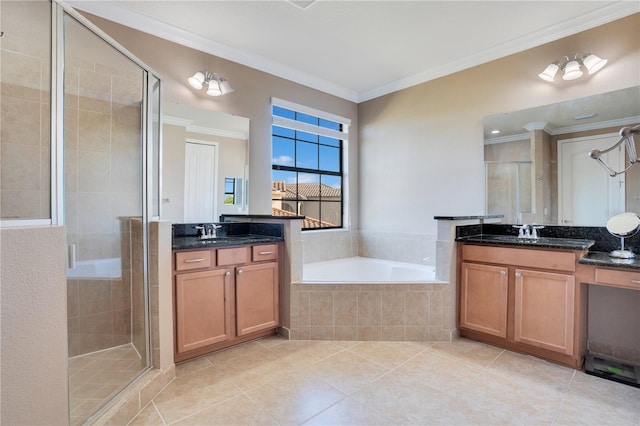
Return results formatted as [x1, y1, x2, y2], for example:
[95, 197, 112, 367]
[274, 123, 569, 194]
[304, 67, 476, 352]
[459, 243, 585, 367]
[173, 243, 280, 362]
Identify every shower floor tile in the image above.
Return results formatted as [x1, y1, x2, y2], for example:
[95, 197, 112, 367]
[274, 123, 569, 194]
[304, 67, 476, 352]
[69, 343, 143, 426]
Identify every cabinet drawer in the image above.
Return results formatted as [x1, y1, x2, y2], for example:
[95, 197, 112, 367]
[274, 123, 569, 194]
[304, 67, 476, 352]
[462, 244, 576, 272]
[218, 246, 249, 266]
[252, 244, 278, 262]
[175, 250, 212, 271]
[595, 268, 640, 291]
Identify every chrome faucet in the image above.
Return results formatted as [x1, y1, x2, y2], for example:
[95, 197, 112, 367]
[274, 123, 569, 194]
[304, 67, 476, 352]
[512, 224, 544, 239]
[207, 224, 222, 238]
[194, 224, 222, 239]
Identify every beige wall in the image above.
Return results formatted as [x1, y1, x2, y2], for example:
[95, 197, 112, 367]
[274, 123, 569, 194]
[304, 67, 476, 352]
[1, 226, 68, 425]
[358, 13, 640, 236]
[83, 13, 360, 229]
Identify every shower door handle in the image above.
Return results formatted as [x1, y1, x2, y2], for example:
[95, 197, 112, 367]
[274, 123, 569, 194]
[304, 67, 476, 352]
[68, 244, 77, 269]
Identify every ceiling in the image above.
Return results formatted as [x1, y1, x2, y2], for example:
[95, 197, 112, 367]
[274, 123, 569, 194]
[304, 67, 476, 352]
[69, 1, 639, 103]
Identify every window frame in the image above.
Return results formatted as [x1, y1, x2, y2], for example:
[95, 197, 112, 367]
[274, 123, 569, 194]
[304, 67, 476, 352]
[271, 98, 350, 231]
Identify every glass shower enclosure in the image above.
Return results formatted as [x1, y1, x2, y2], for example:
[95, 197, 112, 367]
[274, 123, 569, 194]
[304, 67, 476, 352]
[0, 1, 161, 424]
[485, 161, 533, 224]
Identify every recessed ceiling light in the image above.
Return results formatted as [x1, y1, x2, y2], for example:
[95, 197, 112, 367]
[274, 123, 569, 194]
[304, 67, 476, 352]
[491, 129, 500, 134]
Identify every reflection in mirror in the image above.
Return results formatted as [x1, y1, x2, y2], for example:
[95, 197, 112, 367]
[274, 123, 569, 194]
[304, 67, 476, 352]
[606, 212, 640, 258]
[484, 86, 640, 226]
[162, 103, 249, 223]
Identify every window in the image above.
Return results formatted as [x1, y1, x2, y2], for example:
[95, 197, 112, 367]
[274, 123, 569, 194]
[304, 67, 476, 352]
[271, 99, 349, 230]
[224, 178, 235, 204]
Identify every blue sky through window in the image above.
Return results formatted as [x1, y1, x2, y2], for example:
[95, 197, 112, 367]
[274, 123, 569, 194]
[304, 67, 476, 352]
[272, 107, 342, 188]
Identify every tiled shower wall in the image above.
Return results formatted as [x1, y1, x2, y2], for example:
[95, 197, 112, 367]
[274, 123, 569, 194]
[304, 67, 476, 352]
[0, 24, 51, 219]
[65, 47, 143, 356]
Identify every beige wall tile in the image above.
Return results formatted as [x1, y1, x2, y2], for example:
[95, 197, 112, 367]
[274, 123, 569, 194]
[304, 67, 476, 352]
[358, 291, 381, 326]
[78, 109, 111, 152]
[298, 291, 310, 327]
[358, 326, 381, 341]
[309, 326, 334, 340]
[382, 326, 406, 341]
[78, 150, 110, 192]
[1, 142, 42, 190]
[1, 96, 42, 145]
[310, 291, 334, 326]
[334, 291, 357, 326]
[406, 292, 429, 326]
[334, 326, 358, 341]
[382, 291, 406, 326]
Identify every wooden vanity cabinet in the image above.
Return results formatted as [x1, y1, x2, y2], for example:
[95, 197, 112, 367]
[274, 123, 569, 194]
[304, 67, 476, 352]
[459, 263, 508, 338]
[175, 268, 232, 353]
[458, 243, 585, 368]
[173, 243, 280, 363]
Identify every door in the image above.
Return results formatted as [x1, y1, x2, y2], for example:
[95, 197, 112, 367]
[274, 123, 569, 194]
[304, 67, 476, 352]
[184, 141, 218, 222]
[175, 268, 232, 353]
[236, 262, 280, 336]
[559, 133, 624, 225]
[514, 269, 575, 355]
[459, 262, 508, 338]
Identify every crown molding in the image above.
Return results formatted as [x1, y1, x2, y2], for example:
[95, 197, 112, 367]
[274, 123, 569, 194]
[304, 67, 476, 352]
[162, 115, 248, 140]
[66, 0, 359, 102]
[68, 1, 639, 104]
[358, 2, 640, 102]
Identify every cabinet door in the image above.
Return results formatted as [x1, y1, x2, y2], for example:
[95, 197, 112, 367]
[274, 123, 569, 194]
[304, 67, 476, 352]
[460, 262, 508, 338]
[514, 269, 575, 355]
[236, 262, 279, 336]
[175, 269, 232, 353]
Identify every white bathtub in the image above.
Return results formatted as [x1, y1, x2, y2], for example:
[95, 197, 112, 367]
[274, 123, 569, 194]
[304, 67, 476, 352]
[302, 256, 437, 284]
[67, 258, 122, 279]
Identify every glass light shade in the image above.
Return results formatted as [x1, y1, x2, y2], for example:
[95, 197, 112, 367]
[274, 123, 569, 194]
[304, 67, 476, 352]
[562, 60, 583, 80]
[206, 80, 222, 96]
[538, 63, 559, 82]
[583, 54, 607, 74]
[188, 72, 205, 89]
[219, 79, 234, 95]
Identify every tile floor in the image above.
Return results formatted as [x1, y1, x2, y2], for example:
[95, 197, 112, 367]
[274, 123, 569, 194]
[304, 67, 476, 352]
[130, 337, 639, 425]
[69, 344, 144, 425]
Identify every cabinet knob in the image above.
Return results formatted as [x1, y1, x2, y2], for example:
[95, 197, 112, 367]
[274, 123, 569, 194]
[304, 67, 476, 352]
[237, 269, 243, 275]
[515, 272, 522, 278]
[500, 271, 506, 276]
[225, 271, 231, 277]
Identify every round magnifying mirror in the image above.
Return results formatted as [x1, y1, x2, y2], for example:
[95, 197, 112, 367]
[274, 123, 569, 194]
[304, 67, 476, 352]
[606, 212, 640, 258]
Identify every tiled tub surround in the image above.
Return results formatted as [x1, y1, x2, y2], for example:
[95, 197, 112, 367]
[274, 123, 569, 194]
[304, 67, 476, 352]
[290, 282, 452, 341]
[294, 230, 446, 342]
[300, 229, 437, 265]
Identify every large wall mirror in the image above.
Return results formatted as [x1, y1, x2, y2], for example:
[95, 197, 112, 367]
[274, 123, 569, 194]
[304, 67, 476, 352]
[484, 86, 640, 226]
[162, 103, 249, 223]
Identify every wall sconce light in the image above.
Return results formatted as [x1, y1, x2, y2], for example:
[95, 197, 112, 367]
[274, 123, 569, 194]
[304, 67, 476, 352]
[187, 71, 234, 96]
[538, 53, 607, 82]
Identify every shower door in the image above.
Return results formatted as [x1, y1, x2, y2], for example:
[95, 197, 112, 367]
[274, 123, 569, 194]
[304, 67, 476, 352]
[62, 9, 157, 425]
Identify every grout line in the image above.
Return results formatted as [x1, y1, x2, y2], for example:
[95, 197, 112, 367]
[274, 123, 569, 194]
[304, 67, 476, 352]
[550, 368, 577, 425]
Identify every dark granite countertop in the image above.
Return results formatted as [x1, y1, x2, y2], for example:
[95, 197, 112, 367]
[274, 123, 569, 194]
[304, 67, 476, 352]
[578, 251, 640, 270]
[172, 234, 283, 251]
[172, 222, 284, 251]
[434, 214, 504, 221]
[456, 234, 595, 250]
